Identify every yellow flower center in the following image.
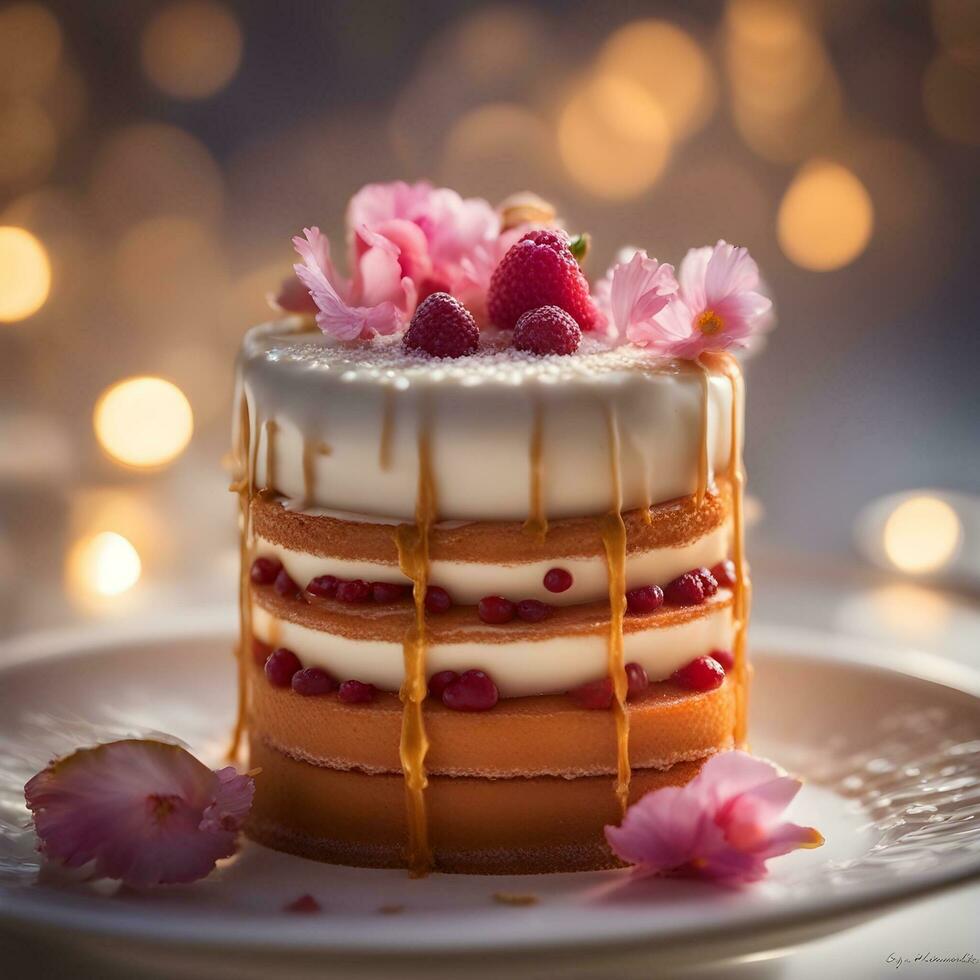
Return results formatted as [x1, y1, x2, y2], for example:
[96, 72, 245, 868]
[696, 309, 724, 336]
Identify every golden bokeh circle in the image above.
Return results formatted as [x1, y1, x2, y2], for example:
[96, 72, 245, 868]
[0, 226, 51, 322]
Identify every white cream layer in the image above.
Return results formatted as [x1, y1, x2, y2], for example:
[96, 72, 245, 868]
[251, 601, 733, 698]
[255, 524, 730, 606]
[236, 321, 740, 522]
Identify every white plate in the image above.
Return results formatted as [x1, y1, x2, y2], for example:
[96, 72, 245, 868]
[0, 613, 978, 979]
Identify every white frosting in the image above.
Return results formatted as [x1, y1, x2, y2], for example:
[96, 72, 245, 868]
[251, 601, 733, 698]
[256, 523, 730, 606]
[236, 320, 740, 522]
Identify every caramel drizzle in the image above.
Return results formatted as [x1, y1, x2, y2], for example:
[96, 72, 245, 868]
[263, 419, 278, 494]
[599, 404, 630, 814]
[393, 419, 435, 876]
[522, 400, 548, 541]
[379, 388, 396, 472]
[228, 392, 259, 761]
[703, 352, 750, 745]
[301, 438, 331, 506]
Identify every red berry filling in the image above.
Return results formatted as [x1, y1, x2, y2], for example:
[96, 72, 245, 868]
[403, 292, 479, 359]
[428, 670, 458, 699]
[306, 574, 339, 598]
[338, 679, 376, 703]
[265, 648, 302, 688]
[274, 568, 301, 598]
[543, 567, 573, 593]
[371, 581, 408, 603]
[291, 666, 337, 696]
[695, 566, 719, 597]
[513, 305, 581, 356]
[570, 676, 613, 710]
[425, 585, 452, 613]
[625, 662, 649, 699]
[478, 595, 516, 624]
[663, 571, 706, 606]
[250, 556, 282, 585]
[626, 584, 664, 615]
[671, 656, 725, 691]
[710, 559, 737, 589]
[710, 648, 735, 672]
[516, 598, 551, 622]
[442, 669, 499, 711]
[335, 579, 371, 603]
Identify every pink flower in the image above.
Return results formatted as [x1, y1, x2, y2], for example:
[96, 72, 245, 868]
[639, 241, 772, 359]
[605, 750, 823, 884]
[24, 739, 255, 887]
[597, 249, 679, 344]
[293, 227, 405, 340]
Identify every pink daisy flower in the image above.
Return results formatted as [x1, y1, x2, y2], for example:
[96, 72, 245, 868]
[24, 739, 255, 887]
[605, 750, 822, 884]
[638, 241, 772, 359]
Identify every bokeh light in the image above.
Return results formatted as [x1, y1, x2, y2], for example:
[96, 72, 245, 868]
[66, 531, 141, 600]
[777, 161, 873, 270]
[558, 72, 671, 199]
[94, 377, 194, 469]
[0, 3, 62, 95]
[141, 1, 243, 99]
[0, 97, 57, 182]
[453, 5, 542, 85]
[596, 19, 715, 140]
[0, 226, 51, 321]
[89, 123, 224, 232]
[883, 496, 962, 574]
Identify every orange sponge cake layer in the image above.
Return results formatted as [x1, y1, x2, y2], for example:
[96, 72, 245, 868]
[249, 655, 735, 777]
[247, 738, 706, 874]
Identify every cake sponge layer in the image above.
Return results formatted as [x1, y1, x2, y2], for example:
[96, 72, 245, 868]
[249, 656, 735, 777]
[247, 737, 706, 874]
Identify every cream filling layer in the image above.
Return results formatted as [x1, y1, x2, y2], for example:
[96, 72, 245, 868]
[251, 602, 733, 698]
[255, 523, 729, 607]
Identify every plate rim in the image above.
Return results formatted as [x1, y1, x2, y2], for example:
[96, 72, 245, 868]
[0, 614, 978, 957]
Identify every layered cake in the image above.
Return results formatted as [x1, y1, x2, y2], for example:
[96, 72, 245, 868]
[230, 182, 769, 875]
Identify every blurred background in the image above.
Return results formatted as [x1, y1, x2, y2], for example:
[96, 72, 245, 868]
[0, 0, 977, 654]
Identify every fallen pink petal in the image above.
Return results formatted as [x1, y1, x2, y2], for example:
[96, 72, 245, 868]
[605, 750, 823, 884]
[284, 893, 323, 913]
[24, 739, 255, 887]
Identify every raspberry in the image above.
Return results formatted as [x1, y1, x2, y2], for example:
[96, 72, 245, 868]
[403, 292, 479, 359]
[442, 670, 499, 711]
[711, 560, 737, 589]
[487, 230, 599, 331]
[625, 662, 649, 699]
[338, 679, 376, 703]
[306, 575, 339, 598]
[695, 566, 719, 597]
[425, 586, 452, 613]
[250, 556, 281, 585]
[543, 568, 573, 593]
[513, 306, 581, 356]
[335, 579, 371, 603]
[265, 648, 301, 688]
[291, 667, 337, 696]
[274, 568, 301, 599]
[371, 581, 408, 603]
[428, 670, 458, 699]
[516, 599, 551, 622]
[671, 656, 725, 692]
[570, 676, 613, 710]
[710, 649, 735, 672]
[664, 571, 706, 606]
[626, 584, 664, 615]
[478, 595, 516, 624]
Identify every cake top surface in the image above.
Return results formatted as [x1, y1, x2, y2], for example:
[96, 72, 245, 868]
[243, 319, 691, 391]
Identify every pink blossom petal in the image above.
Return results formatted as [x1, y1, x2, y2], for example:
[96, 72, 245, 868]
[269, 275, 318, 314]
[606, 250, 678, 342]
[678, 245, 712, 311]
[605, 750, 821, 885]
[24, 739, 254, 887]
[704, 240, 761, 302]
